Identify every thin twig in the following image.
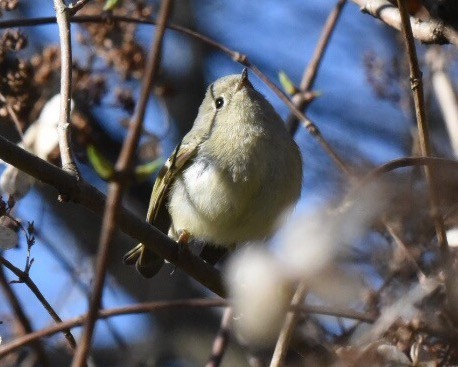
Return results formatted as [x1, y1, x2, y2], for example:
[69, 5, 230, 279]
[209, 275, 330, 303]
[206, 307, 233, 367]
[0, 256, 77, 351]
[383, 220, 427, 278]
[299, 304, 375, 324]
[71, 1, 173, 365]
[350, 0, 458, 45]
[0, 13, 352, 177]
[0, 298, 227, 358]
[68, 0, 92, 15]
[0, 91, 25, 138]
[0, 266, 50, 366]
[396, 0, 449, 256]
[287, 0, 348, 135]
[269, 282, 307, 367]
[53, 0, 79, 178]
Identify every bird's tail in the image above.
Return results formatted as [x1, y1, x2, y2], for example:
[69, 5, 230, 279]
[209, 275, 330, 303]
[123, 243, 164, 278]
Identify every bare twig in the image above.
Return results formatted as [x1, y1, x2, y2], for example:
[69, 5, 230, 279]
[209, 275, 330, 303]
[0, 256, 77, 351]
[0, 266, 49, 366]
[287, 0, 348, 135]
[206, 307, 233, 367]
[0, 298, 226, 358]
[351, 0, 458, 46]
[0, 91, 25, 138]
[396, 0, 449, 256]
[0, 13, 352, 177]
[53, 0, 79, 178]
[269, 282, 307, 367]
[68, 0, 92, 15]
[71, 1, 174, 366]
[299, 304, 376, 324]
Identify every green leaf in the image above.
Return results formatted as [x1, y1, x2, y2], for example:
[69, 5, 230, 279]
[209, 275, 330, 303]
[103, 0, 121, 11]
[87, 145, 114, 180]
[278, 71, 298, 96]
[135, 158, 164, 183]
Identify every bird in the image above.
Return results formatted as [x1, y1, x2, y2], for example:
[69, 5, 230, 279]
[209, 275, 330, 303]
[123, 69, 303, 277]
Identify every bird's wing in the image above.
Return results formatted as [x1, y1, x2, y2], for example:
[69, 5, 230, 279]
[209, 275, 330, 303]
[146, 139, 199, 225]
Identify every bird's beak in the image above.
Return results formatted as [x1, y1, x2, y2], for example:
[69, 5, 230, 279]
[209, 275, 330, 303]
[236, 68, 252, 91]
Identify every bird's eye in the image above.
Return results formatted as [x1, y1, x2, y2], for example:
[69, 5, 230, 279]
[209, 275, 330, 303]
[215, 97, 224, 109]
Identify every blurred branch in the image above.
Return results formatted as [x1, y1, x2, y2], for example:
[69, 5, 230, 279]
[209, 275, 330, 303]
[287, 0, 347, 135]
[205, 307, 233, 367]
[359, 156, 458, 186]
[0, 91, 24, 138]
[0, 256, 77, 352]
[396, 0, 449, 256]
[270, 282, 308, 367]
[0, 13, 352, 177]
[351, 0, 458, 46]
[0, 298, 227, 358]
[426, 47, 458, 158]
[0, 266, 49, 366]
[53, 0, 79, 179]
[72, 1, 174, 365]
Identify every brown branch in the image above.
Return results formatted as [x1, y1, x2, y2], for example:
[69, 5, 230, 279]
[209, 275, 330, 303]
[53, 0, 79, 178]
[0, 298, 227, 358]
[269, 282, 307, 367]
[350, 0, 458, 46]
[299, 303, 376, 323]
[0, 135, 226, 296]
[0, 266, 50, 366]
[396, 0, 449, 256]
[287, 0, 348, 135]
[0, 13, 352, 177]
[205, 307, 233, 367]
[0, 256, 77, 351]
[71, 1, 174, 365]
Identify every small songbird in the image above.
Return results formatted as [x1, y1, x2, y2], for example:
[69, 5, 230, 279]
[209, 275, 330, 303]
[124, 69, 303, 277]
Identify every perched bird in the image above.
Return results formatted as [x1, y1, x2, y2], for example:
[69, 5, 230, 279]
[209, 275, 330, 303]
[124, 69, 302, 277]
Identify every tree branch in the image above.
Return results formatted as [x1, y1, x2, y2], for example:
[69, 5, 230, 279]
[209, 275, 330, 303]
[0, 134, 226, 296]
[71, 1, 174, 365]
[351, 0, 458, 46]
[53, 0, 79, 178]
[396, 0, 449, 256]
[287, 0, 348, 135]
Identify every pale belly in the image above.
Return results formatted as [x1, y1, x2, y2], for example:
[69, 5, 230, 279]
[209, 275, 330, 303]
[167, 158, 261, 245]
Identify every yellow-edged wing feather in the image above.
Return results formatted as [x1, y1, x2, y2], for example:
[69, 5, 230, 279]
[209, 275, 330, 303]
[123, 140, 199, 277]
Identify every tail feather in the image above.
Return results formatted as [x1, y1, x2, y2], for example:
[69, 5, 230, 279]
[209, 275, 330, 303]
[123, 243, 164, 278]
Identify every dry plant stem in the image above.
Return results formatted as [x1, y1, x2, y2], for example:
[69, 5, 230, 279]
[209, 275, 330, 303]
[0, 257, 77, 351]
[0, 298, 227, 358]
[396, 0, 449, 256]
[206, 307, 233, 367]
[299, 304, 375, 323]
[383, 220, 427, 278]
[0, 266, 49, 366]
[269, 282, 307, 367]
[53, 0, 79, 178]
[0, 14, 351, 177]
[287, 0, 347, 135]
[0, 135, 226, 296]
[71, 1, 173, 366]
[351, 0, 458, 45]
